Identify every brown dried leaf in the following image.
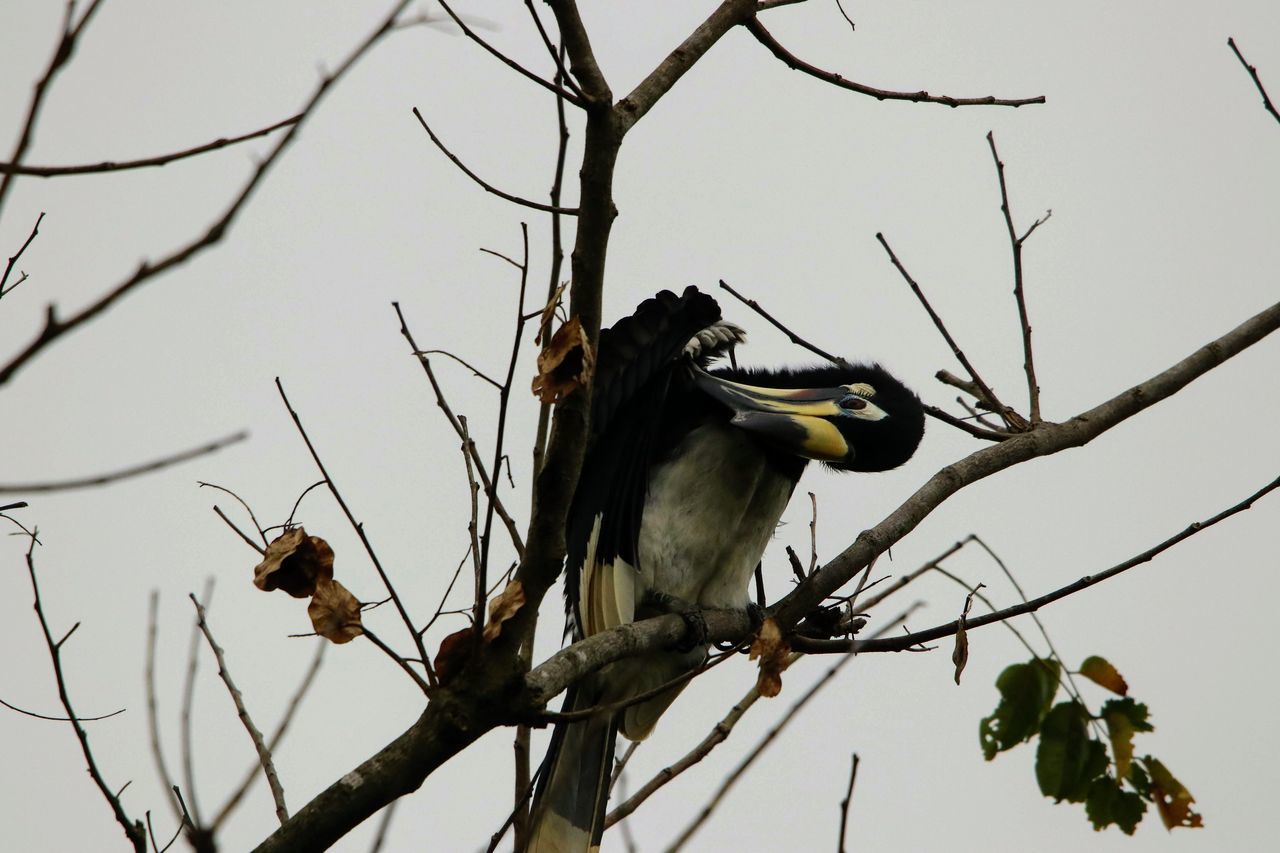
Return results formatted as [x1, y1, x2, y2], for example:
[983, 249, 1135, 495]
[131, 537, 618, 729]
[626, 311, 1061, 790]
[307, 577, 363, 644]
[749, 617, 790, 698]
[531, 315, 594, 404]
[1146, 757, 1204, 830]
[483, 579, 526, 643]
[535, 281, 568, 346]
[253, 527, 334, 598]
[433, 627, 478, 685]
[953, 583, 983, 685]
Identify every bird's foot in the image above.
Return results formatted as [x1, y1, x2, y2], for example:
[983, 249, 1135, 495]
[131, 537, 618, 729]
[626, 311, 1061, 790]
[642, 591, 709, 652]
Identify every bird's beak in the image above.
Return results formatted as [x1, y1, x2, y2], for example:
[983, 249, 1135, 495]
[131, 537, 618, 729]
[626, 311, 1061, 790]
[691, 368, 887, 462]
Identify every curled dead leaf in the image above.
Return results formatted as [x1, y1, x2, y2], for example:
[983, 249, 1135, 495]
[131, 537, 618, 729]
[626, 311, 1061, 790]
[1079, 655, 1129, 696]
[307, 577, 363, 644]
[531, 315, 594, 404]
[953, 583, 983, 685]
[749, 617, 791, 698]
[535, 281, 568, 346]
[433, 627, 478, 685]
[483, 579, 526, 643]
[253, 527, 334, 598]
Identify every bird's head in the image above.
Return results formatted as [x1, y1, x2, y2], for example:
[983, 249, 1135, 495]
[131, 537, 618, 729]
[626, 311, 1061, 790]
[692, 363, 925, 472]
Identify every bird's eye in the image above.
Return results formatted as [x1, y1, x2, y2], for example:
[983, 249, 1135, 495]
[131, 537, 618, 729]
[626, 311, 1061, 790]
[840, 396, 867, 411]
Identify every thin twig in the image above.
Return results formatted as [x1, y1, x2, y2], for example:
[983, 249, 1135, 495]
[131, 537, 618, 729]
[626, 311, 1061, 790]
[21, 523, 147, 851]
[655, 609, 918, 849]
[1, 211, 44, 296]
[875, 233, 1025, 430]
[190, 593, 289, 824]
[987, 131, 1048, 424]
[812, 474, 1280, 654]
[211, 505, 266, 555]
[459, 416, 487, 633]
[0, 0, 109, 217]
[413, 349, 503, 389]
[433, 0, 584, 105]
[362, 626, 431, 695]
[367, 800, 399, 853]
[275, 378, 434, 686]
[0, 694, 122, 722]
[522, 0, 586, 100]
[411, 108, 579, 215]
[719, 279, 849, 365]
[1228, 37, 1280, 125]
[746, 18, 1044, 108]
[198, 481, 268, 545]
[0, 114, 301, 177]
[180, 579, 213, 828]
[837, 752, 860, 853]
[211, 641, 326, 830]
[284, 480, 328, 528]
[145, 593, 183, 824]
[394, 303, 527, 560]
[0, 431, 247, 494]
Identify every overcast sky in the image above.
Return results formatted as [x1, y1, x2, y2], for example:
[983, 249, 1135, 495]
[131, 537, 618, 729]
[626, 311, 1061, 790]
[2, 2, 1278, 851]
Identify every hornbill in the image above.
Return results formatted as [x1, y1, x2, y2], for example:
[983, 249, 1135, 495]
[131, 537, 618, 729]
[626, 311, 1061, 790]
[528, 286, 924, 852]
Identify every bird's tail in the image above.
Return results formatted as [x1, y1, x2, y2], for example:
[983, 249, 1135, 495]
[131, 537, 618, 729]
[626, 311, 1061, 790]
[527, 685, 618, 853]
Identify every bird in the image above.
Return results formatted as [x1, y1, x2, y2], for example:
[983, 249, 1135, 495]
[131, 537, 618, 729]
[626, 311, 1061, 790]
[527, 286, 924, 852]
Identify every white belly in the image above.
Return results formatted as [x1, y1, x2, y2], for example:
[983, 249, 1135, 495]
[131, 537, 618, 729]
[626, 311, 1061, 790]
[636, 423, 797, 610]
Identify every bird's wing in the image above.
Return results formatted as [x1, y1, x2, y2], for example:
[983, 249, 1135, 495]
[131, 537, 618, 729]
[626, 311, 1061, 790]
[565, 287, 722, 639]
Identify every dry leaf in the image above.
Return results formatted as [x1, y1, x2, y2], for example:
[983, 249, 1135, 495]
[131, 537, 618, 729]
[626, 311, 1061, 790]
[953, 583, 983, 685]
[433, 627, 478, 685]
[483, 579, 526, 643]
[253, 527, 334, 598]
[531, 315, 594, 404]
[1079, 655, 1129, 696]
[535, 281, 568, 345]
[1146, 757, 1204, 830]
[749, 617, 790, 698]
[307, 577, 363, 644]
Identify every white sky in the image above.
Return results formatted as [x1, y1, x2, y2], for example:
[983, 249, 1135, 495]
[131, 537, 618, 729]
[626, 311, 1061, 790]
[2, 2, 1278, 851]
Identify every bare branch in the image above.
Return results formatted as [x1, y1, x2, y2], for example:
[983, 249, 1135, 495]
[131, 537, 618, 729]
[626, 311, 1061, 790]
[1228, 37, 1280, 126]
[361, 626, 431, 695]
[719, 279, 849, 365]
[190, 593, 289, 824]
[0, 0, 416, 387]
[145, 593, 183, 825]
[0, 0, 109, 217]
[876, 232, 1026, 430]
[411, 108, 580, 215]
[987, 131, 1047, 424]
[0, 113, 301, 177]
[1, 211, 44, 296]
[522, 0, 586, 100]
[746, 18, 1045, 108]
[0, 431, 246, 494]
[274, 378, 434, 685]
[433, 0, 584, 106]
[545, 0, 612, 102]
[798, 473, 1280, 655]
[21, 524, 146, 851]
[837, 752, 860, 853]
[211, 641, 326, 830]
[180, 578, 212, 828]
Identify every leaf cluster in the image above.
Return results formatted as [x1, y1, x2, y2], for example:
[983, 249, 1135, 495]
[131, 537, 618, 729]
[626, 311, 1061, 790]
[979, 655, 1202, 835]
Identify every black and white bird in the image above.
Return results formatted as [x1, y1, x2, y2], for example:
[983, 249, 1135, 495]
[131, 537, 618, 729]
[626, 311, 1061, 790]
[528, 287, 924, 852]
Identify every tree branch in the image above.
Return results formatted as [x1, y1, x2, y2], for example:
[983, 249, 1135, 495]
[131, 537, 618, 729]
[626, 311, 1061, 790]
[0, 431, 246, 494]
[746, 18, 1045, 108]
[0, 0, 415, 387]
[0, 113, 301, 177]
[1228, 37, 1280, 126]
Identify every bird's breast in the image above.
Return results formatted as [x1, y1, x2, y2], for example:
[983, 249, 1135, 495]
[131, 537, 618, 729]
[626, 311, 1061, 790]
[636, 422, 798, 611]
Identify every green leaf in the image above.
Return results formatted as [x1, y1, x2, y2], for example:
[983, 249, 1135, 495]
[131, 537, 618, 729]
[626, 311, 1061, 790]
[979, 657, 1060, 760]
[1101, 697, 1153, 780]
[1086, 775, 1147, 835]
[1036, 701, 1108, 802]
[1079, 655, 1129, 695]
